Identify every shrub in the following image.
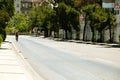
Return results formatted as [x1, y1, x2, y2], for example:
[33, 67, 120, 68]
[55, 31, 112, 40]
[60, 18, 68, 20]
[0, 28, 6, 41]
[6, 27, 16, 35]
[0, 35, 3, 47]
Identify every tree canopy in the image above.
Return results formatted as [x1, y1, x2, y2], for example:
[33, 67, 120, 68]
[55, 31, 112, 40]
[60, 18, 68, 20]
[0, 0, 14, 41]
[7, 13, 29, 32]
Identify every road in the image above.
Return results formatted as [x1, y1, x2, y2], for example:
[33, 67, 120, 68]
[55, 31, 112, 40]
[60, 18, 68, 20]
[7, 35, 120, 80]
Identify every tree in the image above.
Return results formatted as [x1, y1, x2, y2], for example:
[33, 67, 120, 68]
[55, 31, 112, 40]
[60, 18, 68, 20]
[0, 0, 14, 17]
[55, 0, 74, 6]
[74, 0, 102, 10]
[82, 4, 94, 41]
[41, 6, 56, 37]
[67, 7, 80, 39]
[95, 10, 108, 42]
[0, 10, 9, 41]
[55, 2, 80, 39]
[107, 12, 116, 43]
[28, 8, 38, 31]
[0, 0, 14, 41]
[7, 13, 29, 32]
[57, 2, 69, 39]
[89, 4, 107, 42]
[28, 6, 56, 37]
[82, 3, 115, 42]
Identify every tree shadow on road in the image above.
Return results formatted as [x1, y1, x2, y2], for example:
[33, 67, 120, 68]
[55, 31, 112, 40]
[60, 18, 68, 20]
[99, 44, 120, 48]
[52, 38, 120, 48]
[110, 45, 120, 48]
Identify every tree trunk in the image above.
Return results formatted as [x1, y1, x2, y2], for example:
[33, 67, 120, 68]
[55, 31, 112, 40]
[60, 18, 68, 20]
[99, 29, 104, 42]
[65, 29, 68, 39]
[92, 29, 95, 42]
[99, 30, 102, 42]
[69, 30, 72, 40]
[44, 29, 48, 37]
[76, 30, 80, 40]
[103, 29, 105, 42]
[92, 27, 96, 42]
[109, 25, 112, 43]
[83, 19, 87, 41]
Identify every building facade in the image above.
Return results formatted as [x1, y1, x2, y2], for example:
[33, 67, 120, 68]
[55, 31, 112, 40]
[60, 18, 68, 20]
[14, 0, 42, 15]
[14, 0, 21, 13]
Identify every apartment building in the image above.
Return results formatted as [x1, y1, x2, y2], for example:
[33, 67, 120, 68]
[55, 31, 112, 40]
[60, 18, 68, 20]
[21, 0, 33, 15]
[14, 0, 41, 15]
[14, 0, 21, 13]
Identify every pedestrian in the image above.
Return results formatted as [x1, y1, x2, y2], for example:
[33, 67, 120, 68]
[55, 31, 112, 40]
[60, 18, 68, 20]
[15, 31, 19, 41]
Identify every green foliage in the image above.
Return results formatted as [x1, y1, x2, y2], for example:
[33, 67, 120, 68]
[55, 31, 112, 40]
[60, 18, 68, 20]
[28, 6, 56, 37]
[109, 12, 116, 27]
[0, 10, 10, 28]
[39, 6, 55, 29]
[28, 9, 38, 30]
[28, 2, 80, 38]
[0, 0, 14, 17]
[55, 0, 73, 4]
[0, 34, 3, 47]
[62, 0, 74, 6]
[0, 10, 9, 41]
[0, 28, 6, 41]
[7, 13, 29, 32]
[82, 3, 116, 42]
[0, 0, 14, 41]
[5, 27, 14, 34]
[57, 2, 68, 29]
[67, 7, 80, 31]
[55, 2, 80, 39]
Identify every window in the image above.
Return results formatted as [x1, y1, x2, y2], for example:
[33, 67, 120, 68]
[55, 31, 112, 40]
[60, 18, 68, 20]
[22, 4, 25, 8]
[115, 10, 120, 15]
[17, 11, 20, 13]
[17, 4, 19, 7]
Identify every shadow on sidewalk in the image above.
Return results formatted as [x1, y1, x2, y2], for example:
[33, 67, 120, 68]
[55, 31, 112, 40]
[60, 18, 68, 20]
[0, 48, 8, 50]
[0, 41, 11, 50]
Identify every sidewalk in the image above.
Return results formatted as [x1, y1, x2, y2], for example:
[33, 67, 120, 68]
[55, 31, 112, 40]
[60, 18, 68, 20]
[0, 42, 32, 80]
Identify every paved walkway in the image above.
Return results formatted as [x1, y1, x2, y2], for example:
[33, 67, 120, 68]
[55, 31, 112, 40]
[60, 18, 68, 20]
[0, 42, 32, 80]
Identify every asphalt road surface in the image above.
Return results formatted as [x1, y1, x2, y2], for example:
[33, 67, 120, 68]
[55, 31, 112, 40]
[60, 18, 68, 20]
[7, 35, 120, 80]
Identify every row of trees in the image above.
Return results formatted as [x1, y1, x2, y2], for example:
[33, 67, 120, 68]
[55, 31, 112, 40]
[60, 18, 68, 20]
[28, 2, 80, 39]
[82, 4, 115, 42]
[7, 0, 116, 43]
[0, 0, 14, 46]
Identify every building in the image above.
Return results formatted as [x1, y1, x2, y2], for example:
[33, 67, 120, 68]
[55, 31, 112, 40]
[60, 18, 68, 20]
[14, 0, 21, 13]
[14, 0, 42, 15]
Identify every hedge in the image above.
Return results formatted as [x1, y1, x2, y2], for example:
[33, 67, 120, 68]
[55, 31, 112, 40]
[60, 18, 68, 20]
[0, 28, 6, 41]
